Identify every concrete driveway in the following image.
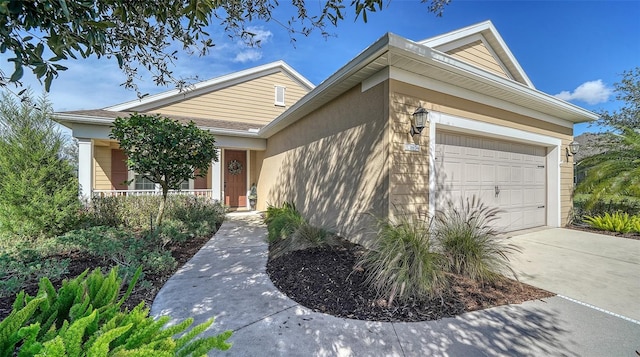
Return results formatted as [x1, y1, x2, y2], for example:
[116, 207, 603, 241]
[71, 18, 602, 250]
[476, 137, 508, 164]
[509, 228, 640, 322]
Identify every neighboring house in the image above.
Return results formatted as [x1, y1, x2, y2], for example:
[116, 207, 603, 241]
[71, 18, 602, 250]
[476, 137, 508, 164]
[55, 21, 598, 242]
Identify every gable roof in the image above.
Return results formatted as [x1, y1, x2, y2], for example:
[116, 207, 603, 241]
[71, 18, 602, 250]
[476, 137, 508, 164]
[260, 32, 597, 138]
[418, 21, 534, 88]
[105, 60, 314, 112]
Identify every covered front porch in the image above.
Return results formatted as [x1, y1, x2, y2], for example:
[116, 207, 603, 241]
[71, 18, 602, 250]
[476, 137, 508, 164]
[78, 138, 264, 210]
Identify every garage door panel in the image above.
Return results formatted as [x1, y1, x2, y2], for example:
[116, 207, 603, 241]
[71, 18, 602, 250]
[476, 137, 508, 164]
[442, 161, 462, 184]
[436, 131, 547, 232]
[481, 164, 495, 183]
[523, 167, 535, 183]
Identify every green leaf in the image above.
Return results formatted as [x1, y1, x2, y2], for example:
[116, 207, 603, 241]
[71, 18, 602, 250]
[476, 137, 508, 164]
[9, 66, 23, 82]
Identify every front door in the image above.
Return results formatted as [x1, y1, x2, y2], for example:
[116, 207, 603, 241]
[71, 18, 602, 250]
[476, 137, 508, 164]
[224, 150, 247, 208]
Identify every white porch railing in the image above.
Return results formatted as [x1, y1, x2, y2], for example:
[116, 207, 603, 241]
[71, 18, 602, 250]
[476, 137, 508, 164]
[93, 189, 215, 199]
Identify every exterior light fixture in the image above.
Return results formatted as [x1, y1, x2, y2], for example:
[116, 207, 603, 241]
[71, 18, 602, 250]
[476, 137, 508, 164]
[566, 140, 580, 162]
[568, 141, 580, 156]
[411, 107, 428, 137]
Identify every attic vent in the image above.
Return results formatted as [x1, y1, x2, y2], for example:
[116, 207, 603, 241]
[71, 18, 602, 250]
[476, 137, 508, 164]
[274, 85, 286, 106]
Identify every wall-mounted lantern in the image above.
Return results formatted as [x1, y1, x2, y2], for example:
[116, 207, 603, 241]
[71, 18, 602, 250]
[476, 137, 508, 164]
[566, 140, 580, 161]
[410, 107, 428, 137]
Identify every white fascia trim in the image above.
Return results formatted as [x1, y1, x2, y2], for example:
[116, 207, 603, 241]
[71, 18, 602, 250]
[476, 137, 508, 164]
[481, 22, 534, 88]
[56, 114, 264, 139]
[427, 110, 562, 227]
[423, 49, 597, 121]
[389, 67, 575, 128]
[106, 61, 315, 112]
[55, 114, 114, 126]
[418, 20, 493, 47]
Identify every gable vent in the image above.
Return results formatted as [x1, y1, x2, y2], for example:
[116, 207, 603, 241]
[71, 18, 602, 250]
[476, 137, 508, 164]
[275, 85, 286, 106]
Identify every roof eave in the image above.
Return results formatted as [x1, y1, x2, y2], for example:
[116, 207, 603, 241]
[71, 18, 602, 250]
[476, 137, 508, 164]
[54, 113, 264, 138]
[259, 33, 597, 139]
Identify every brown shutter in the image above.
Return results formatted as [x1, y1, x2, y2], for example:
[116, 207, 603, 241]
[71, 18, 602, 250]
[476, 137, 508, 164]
[111, 149, 128, 190]
[194, 168, 208, 189]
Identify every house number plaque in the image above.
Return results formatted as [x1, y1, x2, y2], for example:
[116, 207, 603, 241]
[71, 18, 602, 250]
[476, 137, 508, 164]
[404, 143, 420, 152]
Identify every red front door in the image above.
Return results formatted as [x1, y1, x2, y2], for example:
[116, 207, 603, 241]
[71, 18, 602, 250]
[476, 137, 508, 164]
[224, 150, 247, 208]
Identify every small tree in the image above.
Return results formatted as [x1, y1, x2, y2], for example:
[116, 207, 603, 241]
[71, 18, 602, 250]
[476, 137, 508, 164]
[110, 114, 219, 226]
[598, 67, 639, 129]
[0, 91, 80, 239]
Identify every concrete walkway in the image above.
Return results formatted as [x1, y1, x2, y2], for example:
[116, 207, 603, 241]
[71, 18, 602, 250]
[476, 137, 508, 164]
[151, 213, 640, 356]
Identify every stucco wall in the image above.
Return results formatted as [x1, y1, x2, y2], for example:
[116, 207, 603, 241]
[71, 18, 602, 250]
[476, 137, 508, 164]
[259, 82, 390, 244]
[389, 80, 575, 226]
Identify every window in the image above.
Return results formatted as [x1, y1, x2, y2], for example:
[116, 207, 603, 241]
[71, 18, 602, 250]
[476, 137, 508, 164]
[179, 180, 190, 190]
[134, 175, 155, 190]
[274, 85, 286, 106]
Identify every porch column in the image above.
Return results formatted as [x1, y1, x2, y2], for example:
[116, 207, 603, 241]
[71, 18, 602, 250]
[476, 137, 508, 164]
[211, 158, 221, 202]
[245, 149, 251, 210]
[77, 138, 93, 200]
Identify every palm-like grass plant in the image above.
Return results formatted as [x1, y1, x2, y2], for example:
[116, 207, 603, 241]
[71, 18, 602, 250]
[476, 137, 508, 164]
[576, 126, 640, 208]
[357, 215, 446, 306]
[433, 196, 521, 283]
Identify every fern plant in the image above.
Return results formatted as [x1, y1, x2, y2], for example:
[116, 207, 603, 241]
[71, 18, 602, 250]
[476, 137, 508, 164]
[584, 212, 640, 233]
[0, 267, 232, 356]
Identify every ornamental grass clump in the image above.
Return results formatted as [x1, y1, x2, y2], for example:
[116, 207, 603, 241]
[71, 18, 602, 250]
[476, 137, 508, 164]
[265, 202, 339, 257]
[433, 196, 520, 283]
[265, 202, 305, 244]
[357, 215, 446, 307]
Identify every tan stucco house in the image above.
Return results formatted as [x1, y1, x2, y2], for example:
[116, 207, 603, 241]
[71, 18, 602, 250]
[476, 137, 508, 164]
[55, 21, 598, 242]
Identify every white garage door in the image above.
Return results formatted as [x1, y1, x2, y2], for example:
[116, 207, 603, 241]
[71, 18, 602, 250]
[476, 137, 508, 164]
[435, 131, 547, 231]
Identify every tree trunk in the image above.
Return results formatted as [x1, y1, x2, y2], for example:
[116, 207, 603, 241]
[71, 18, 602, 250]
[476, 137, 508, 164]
[156, 184, 169, 227]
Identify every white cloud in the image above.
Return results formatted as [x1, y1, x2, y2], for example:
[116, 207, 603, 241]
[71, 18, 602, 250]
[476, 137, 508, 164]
[231, 27, 273, 63]
[246, 27, 273, 44]
[554, 79, 612, 105]
[233, 50, 263, 63]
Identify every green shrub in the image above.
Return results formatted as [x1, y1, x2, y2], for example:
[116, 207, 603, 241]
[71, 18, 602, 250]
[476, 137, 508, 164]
[169, 196, 227, 237]
[58, 226, 177, 280]
[0, 267, 232, 356]
[265, 202, 305, 243]
[86, 195, 226, 234]
[270, 222, 337, 258]
[433, 197, 520, 283]
[0, 93, 82, 241]
[0, 252, 69, 299]
[584, 212, 640, 233]
[357, 215, 446, 306]
[573, 193, 640, 219]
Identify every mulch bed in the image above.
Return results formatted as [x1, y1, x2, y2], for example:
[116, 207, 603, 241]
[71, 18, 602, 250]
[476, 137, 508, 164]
[568, 223, 640, 240]
[267, 242, 554, 322]
[0, 235, 211, 320]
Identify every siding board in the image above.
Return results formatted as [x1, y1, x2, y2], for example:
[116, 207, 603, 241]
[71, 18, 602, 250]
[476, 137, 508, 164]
[151, 72, 309, 125]
[446, 40, 509, 79]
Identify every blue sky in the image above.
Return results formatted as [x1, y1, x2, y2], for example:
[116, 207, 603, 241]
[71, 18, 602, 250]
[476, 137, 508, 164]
[2, 1, 639, 135]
